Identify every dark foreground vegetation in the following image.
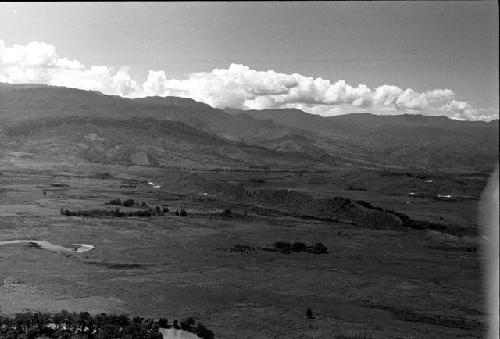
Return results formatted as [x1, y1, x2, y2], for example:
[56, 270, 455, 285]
[269, 241, 328, 254]
[221, 242, 328, 255]
[59, 207, 189, 218]
[60, 208, 158, 218]
[354, 199, 472, 236]
[0, 312, 215, 339]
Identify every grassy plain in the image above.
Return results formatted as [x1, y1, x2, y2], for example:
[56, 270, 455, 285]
[0, 158, 489, 339]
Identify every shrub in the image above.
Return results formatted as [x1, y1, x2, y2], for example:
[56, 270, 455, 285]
[306, 307, 314, 319]
[106, 198, 122, 206]
[271, 241, 328, 255]
[230, 245, 255, 253]
[274, 241, 290, 249]
[222, 208, 232, 217]
[274, 241, 291, 254]
[179, 209, 187, 217]
[157, 318, 168, 328]
[309, 242, 328, 254]
[123, 199, 135, 207]
[60, 208, 154, 218]
[195, 322, 215, 339]
[292, 242, 306, 252]
[162, 207, 169, 214]
[114, 208, 124, 217]
[180, 317, 195, 331]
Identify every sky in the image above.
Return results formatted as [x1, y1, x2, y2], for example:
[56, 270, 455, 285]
[0, 2, 498, 120]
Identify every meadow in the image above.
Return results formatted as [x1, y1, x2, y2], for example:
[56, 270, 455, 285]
[0, 158, 488, 338]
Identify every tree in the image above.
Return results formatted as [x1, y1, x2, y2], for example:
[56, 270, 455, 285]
[180, 317, 195, 331]
[179, 209, 187, 217]
[306, 307, 314, 319]
[123, 199, 135, 207]
[196, 323, 215, 339]
[157, 318, 168, 328]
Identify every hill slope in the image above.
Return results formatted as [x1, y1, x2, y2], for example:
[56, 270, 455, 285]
[230, 108, 499, 170]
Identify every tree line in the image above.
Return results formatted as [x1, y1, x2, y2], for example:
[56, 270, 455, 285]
[59, 197, 192, 218]
[0, 311, 214, 339]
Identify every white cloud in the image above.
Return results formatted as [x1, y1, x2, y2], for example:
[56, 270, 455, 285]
[0, 39, 496, 121]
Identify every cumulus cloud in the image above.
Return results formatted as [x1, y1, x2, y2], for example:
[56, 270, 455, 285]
[0, 39, 496, 121]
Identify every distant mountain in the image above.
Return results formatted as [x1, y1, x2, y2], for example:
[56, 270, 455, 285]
[0, 84, 328, 169]
[0, 85, 302, 144]
[0, 83, 497, 171]
[229, 108, 499, 171]
[1, 114, 334, 169]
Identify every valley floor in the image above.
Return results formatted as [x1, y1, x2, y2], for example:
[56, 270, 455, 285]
[0, 160, 489, 339]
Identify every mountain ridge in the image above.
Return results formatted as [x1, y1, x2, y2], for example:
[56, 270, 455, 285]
[0, 83, 497, 171]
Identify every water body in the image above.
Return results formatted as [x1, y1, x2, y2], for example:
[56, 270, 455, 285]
[159, 328, 201, 339]
[148, 181, 162, 189]
[0, 240, 94, 253]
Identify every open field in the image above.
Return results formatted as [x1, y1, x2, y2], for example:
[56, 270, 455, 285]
[0, 160, 489, 339]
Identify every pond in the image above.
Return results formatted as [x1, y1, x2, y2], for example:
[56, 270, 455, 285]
[0, 240, 94, 253]
[159, 328, 201, 339]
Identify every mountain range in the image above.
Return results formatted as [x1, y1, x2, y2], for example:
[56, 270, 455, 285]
[0, 83, 497, 171]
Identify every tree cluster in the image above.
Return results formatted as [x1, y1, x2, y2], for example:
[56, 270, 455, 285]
[0, 311, 162, 339]
[105, 199, 168, 211]
[175, 209, 188, 217]
[59, 207, 168, 218]
[0, 312, 216, 339]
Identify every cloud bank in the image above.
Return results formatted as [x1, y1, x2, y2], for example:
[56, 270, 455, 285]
[0, 39, 495, 121]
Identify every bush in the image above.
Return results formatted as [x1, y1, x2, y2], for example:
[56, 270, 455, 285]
[222, 208, 232, 217]
[60, 208, 154, 218]
[179, 209, 187, 217]
[229, 244, 255, 253]
[271, 241, 327, 255]
[123, 199, 135, 207]
[106, 198, 122, 206]
[157, 318, 168, 328]
[273, 241, 291, 254]
[292, 242, 306, 252]
[309, 242, 328, 254]
[180, 317, 195, 331]
[195, 322, 215, 339]
[306, 307, 314, 319]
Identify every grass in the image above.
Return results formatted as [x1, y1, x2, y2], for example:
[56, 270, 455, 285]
[0, 164, 485, 339]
